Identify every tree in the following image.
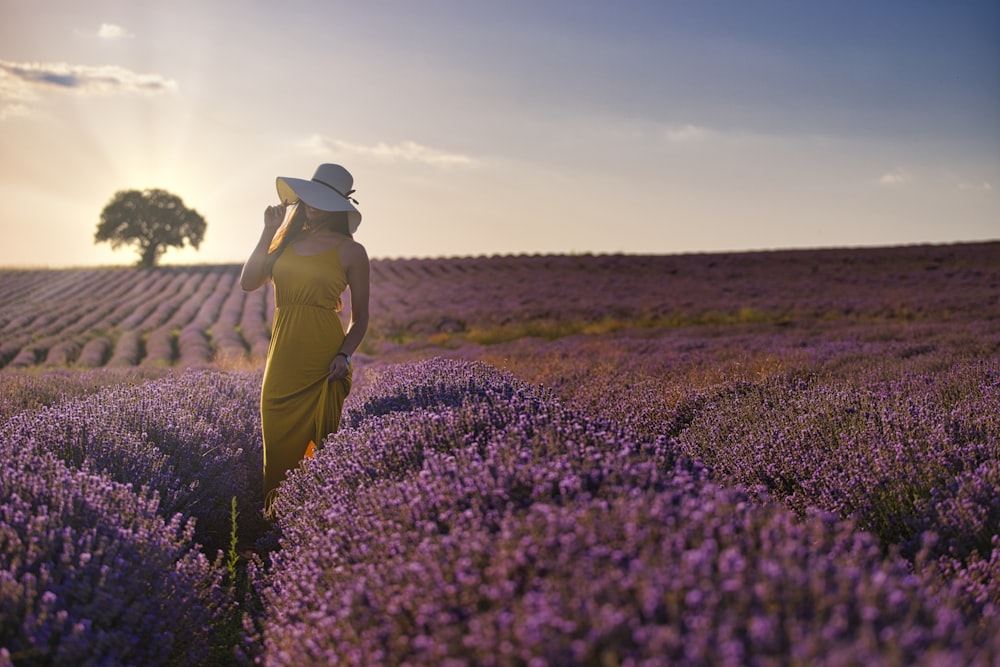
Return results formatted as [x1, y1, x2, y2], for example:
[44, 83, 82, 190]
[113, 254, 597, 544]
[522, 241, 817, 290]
[95, 189, 207, 268]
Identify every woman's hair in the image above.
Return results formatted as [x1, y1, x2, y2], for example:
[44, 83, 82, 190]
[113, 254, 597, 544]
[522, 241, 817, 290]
[266, 205, 352, 271]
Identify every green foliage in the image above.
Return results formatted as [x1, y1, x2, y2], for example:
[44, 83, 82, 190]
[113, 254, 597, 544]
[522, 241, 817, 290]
[226, 496, 240, 586]
[95, 188, 207, 268]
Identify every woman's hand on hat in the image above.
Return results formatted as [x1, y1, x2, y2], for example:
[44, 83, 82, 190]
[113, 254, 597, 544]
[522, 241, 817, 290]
[263, 203, 286, 233]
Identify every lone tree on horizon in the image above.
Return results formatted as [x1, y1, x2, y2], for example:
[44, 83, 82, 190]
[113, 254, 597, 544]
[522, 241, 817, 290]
[95, 188, 207, 268]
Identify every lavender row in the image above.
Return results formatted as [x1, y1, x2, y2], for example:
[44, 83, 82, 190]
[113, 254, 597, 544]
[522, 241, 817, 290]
[0, 430, 228, 665]
[369, 243, 999, 337]
[3, 242, 997, 369]
[0, 265, 270, 369]
[2, 351, 996, 662]
[671, 359, 1000, 626]
[1, 370, 266, 556]
[675, 361, 999, 542]
[0, 368, 170, 424]
[479, 321, 1000, 621]
[257, 358, 998, 665]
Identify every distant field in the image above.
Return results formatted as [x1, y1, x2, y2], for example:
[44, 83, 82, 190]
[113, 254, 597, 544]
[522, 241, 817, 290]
[1, 241, 997, 371]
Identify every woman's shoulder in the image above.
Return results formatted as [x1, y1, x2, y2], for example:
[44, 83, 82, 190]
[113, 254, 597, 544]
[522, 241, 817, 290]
[339, 238, 369, 272]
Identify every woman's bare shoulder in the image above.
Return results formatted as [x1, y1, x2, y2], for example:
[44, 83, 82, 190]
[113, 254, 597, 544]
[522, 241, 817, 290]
[340, 239, 370, 271]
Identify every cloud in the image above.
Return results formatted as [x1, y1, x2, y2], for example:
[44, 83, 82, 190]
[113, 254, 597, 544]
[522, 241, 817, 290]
[664, 124, 714, 142]
[97, 23, 134, 40]
[957, 182, 993, 192]
[306, 135, 479, 168]
[0, 60, 178, 100]
[73, 23, 134, 40]
[879, 168, 910, 185]
[0, 100, 29, 121]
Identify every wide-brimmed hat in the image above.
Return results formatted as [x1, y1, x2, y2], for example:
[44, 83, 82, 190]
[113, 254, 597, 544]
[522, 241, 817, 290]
[276, 163, 362, 233]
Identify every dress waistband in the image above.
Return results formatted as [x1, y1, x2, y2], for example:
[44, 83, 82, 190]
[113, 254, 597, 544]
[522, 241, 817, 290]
[278, 303, 337, 310]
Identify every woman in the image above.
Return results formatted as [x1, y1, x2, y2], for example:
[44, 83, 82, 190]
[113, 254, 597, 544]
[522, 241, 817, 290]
[240, 163, 370, 512]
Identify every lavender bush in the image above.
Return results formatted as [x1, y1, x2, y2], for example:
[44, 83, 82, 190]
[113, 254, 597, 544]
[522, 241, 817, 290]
[673, 360, 1000, 557]
[482, 324, 1000, 633]
[0, 368, 170, 424]
[0, 438, 227, 665]
[256, 359, 999, 666]
[1, 370, 265, 555]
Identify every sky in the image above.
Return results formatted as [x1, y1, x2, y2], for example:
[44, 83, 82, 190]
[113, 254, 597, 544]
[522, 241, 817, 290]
[0, 0, 997, 268]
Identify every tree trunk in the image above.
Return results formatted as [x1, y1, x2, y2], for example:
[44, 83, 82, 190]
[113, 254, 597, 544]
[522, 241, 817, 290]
[138, 243, 159, 268]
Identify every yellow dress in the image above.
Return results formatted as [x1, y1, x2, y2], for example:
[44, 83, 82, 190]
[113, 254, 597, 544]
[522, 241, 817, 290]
[261, 246, 352, 509]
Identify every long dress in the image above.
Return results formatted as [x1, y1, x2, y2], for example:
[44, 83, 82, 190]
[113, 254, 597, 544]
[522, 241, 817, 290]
[261, 245, 352, 509]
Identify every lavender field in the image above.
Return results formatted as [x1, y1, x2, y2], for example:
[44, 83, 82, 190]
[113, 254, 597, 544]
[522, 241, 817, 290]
[1, 242, 998, 665]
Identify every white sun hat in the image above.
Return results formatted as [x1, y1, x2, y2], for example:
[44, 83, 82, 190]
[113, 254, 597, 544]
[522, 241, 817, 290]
[276, 163, 362, 233]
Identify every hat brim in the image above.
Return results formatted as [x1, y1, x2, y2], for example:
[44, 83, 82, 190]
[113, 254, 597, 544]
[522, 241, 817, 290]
[276, 176, 362, 233]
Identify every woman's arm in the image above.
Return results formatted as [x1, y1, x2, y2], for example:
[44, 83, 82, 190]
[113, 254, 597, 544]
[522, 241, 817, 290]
[240, 204, 284, 291]
[340, 241, 371, 355]
[329, 241, 370, 380]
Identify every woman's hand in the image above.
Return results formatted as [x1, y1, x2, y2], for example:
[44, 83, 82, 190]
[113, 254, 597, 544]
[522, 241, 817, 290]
[328, 354, 350, 381]
[264, 203, 286, 234]
[239, 203, 286, 292]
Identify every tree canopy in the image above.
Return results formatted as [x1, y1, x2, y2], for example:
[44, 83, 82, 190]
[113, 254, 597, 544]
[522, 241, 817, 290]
[95, 189, 207, 268]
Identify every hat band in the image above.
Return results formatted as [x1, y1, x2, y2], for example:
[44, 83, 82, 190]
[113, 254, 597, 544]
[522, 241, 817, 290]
[312, 178, 358, 205]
